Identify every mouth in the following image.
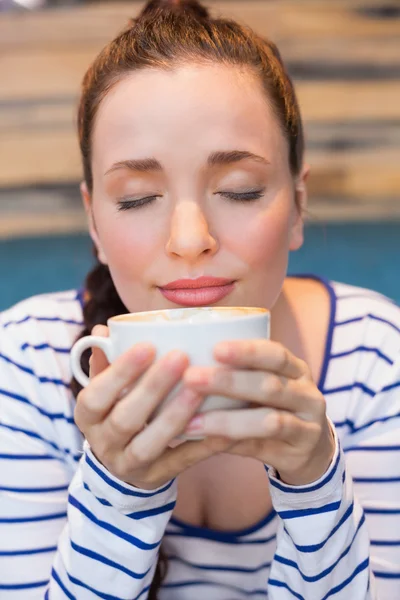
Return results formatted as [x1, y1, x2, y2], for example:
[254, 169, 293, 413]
[158, 276, 236, 307]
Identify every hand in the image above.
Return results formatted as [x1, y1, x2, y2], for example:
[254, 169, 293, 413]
[74, 326, 234, 490]
[183, 339, 335, 486]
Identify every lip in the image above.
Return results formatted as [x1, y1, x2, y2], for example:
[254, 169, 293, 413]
[158, 277, 236, 307]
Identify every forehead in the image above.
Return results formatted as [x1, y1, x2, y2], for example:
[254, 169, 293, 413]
[92, 63, 287, 169]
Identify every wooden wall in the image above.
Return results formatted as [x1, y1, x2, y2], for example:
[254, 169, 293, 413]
[0, 0, 399, 236]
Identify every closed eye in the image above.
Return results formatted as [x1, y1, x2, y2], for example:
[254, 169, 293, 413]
[218, 189, 265, 202]
[117, 195, 160, 211]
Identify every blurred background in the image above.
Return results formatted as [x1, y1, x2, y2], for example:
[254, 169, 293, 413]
[0, 0, 399, 311]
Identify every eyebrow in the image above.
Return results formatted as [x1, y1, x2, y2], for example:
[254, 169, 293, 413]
[104, 150, 270, 176]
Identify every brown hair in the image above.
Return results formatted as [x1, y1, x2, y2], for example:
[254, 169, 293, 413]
[71, 0, 304, 597]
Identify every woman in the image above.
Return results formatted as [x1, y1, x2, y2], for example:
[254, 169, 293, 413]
[0, 0, 399, 598]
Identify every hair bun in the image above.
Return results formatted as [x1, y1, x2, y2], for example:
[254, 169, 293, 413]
[139, 0, 210, 21]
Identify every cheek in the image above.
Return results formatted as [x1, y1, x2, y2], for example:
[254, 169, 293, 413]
[96, 211, 159, 276]
[223, 199, 293, 269]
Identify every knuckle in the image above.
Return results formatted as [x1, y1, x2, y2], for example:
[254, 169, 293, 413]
[76, 388, 102, 421]
[111, 456, 129, 481]
[277, 344, 290, 371]
[268, 409, 286, 436]
[108, 411, 134, 437]
[129, 443, 150, 467]
[262, 375, 283, 398]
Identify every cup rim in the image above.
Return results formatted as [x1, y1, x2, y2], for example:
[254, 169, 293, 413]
[109, 306, 269, 326]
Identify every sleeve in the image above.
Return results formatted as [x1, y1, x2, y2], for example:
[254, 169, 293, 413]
[266, 356, 400, 600]
[0, 322, 176, 599]
[266, 421, 375, 599]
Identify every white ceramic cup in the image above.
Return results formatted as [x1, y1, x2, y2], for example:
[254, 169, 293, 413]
[70, 306, 270, 415]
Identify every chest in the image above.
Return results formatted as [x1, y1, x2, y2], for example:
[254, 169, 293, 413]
[173, 454, 273, 531]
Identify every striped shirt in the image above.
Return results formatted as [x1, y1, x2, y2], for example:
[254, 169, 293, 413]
[0, 276, 399, 599]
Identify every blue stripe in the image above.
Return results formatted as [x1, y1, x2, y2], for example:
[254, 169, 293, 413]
[274, 513, 365, 582]
[314, 275, 336, 392]
[0, 388, 75, 422]
[268, 445, 341, 494]
[352, 476, 400, 483]
[268, 558, 369, 600]
[0, 511, 67, 523]
[374, 571, 400, 579]
[268, 579, 304, 600]
[364, 507, 400, 514]
[336, 313, 400, 334]
[70, 540, 150, 580]
[85, 452, 175, 498]
[0, 352, 34, 375]
[3, 315, 83, 328]
[330, 346, 393, 364]
[168, 554, 272, 574]
[51, 567, 76, 600]
[83, 482, 176, 518]
[371, 539, 400, 546]
[127, 501, 176, 520]
[324, 382, 375, 397]
[162, 579, 268, 595]
[278, 501, 340, 520]
[170, 509, 276, 540]
[321, 558, 369, 599]
[344, 445, 400, 452]
[0, 580, 49, 590]
[289, 502, 354, 552]
[0, 453, 57, 460]
[21, 342, 71, 353]
[0, 354, 70, 387]
[65, 570, 152, 600]
[166, 528, 277, 546]
[68, 494, 161, 550]
[0, 422, 81, 460]
[334, 412, 400, 434]
[0, 545, 57, 556]
[0, 483, 69, 493]
[382, 381, 400, 393]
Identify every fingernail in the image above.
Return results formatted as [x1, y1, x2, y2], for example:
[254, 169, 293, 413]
[166, 350, 186, 367]
[185, 414, 204, 433]
[134, 343, 154, 363]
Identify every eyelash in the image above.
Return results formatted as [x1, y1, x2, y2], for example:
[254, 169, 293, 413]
[116, 189, 265, 211]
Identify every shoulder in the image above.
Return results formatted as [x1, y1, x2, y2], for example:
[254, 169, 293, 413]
[324, 281, 400, 432]
[330, 280, 400, 356]
[0, 291, 85, 462]
[0, 290, 84, 349]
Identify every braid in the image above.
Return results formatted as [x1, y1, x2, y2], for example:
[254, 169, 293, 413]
[69, 260, 168, 598]
[69, 260, 126, 399]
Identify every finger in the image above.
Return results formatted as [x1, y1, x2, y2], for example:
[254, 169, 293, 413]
[75, 342, 156, 427]
[184, 407, 311, 443]
[123, 386, 205, 464]
[214, 339, 308, 379]
[143, 435, 235, 485]
[184, 367, 319, 420]
[89, 325, 110, 378]
[103, 350, 190, 449]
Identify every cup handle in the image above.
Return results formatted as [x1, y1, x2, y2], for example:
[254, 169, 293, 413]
[70, 335, 113, 388]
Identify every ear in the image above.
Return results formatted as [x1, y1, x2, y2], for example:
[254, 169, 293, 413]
[80, 181, 108, 265]
[289, 163, 310, 251]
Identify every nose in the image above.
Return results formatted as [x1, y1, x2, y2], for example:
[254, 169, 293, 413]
[165, 201, 218, 262]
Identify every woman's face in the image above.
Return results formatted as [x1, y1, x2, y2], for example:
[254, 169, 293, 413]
[83, 63, 308, 313]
